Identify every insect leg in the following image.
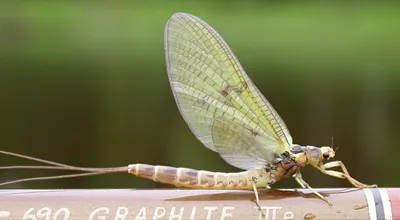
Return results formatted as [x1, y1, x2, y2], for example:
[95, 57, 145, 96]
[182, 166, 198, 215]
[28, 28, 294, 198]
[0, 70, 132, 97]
[251, 177, 261, 210]
[293, 173, 306, 188]
[293, 172, 333, 206]
[322, 161, 377, 188]
[251, 177, 267, 217]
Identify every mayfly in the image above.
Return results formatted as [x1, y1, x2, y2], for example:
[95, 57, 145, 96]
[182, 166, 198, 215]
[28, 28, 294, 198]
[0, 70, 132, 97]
[0, 13, 376, 208]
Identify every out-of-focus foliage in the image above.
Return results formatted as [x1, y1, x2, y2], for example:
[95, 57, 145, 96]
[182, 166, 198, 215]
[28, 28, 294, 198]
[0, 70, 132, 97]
[0, 1, 399, 189]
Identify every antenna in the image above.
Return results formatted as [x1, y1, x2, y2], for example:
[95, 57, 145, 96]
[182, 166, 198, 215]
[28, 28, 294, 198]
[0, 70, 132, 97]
[331, 137, 339, 153]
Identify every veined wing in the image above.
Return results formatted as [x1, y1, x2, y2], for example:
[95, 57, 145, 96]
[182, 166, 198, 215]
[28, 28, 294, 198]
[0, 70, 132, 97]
[164, 13, 293, 169]
[211, 116, 277, 170]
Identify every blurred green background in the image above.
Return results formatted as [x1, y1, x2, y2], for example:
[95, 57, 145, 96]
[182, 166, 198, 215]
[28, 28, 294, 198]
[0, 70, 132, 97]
[0, 1, 399, 190]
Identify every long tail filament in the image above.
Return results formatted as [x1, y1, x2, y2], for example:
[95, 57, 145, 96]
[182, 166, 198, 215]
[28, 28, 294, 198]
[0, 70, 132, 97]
[0, 150, 127, 187]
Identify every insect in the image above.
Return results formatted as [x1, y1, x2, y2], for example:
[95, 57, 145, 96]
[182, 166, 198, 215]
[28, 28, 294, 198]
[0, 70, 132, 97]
[0, 13, 377, 209]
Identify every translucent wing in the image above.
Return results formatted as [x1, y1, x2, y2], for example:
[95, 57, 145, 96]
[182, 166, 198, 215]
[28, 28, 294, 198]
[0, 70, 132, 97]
[164, 13, 293, 169]
[211, 117, 276, 170]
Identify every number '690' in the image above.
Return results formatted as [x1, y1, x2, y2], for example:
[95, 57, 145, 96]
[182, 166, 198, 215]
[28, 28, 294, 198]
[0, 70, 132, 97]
[22, 207, 70, 220]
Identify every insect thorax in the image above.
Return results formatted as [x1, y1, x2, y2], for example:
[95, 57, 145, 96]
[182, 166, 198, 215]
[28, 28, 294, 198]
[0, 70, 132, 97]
[262, 154, 301, 185]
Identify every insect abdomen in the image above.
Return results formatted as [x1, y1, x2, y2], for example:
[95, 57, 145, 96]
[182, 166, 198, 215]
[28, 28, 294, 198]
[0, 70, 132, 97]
[127, 164, 250, 190]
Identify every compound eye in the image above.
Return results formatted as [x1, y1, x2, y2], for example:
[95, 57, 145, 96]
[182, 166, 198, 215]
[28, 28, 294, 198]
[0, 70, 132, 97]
[323, 152, 330, 159]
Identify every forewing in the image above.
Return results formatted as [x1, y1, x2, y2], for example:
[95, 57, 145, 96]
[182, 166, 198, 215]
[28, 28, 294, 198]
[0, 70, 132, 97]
[164, 13, 293, 168]
[211, 117, 276, 170]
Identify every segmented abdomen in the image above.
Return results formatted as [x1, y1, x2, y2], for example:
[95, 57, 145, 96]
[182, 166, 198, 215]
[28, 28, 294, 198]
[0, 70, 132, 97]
[128, 164, 250, 190]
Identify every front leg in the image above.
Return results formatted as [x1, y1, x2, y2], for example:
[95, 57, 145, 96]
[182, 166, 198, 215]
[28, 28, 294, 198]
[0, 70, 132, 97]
[322, 161, 377, 188]
[293, 172, 333, 206]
